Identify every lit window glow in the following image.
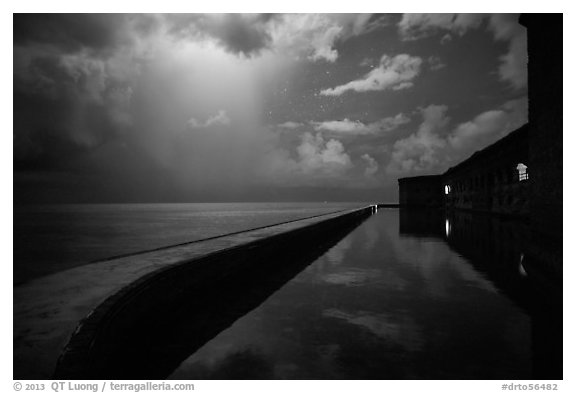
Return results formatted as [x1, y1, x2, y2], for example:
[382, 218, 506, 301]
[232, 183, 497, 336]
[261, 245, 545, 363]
[516, 163, 529, 181]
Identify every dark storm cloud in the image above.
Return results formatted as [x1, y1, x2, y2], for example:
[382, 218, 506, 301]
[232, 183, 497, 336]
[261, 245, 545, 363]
[14, 14, 128, 53]
[13, 14, 140, 170]
[13, 53, 131, 168]
[14, 89, 92, 170]
[165, 14, 275, 57]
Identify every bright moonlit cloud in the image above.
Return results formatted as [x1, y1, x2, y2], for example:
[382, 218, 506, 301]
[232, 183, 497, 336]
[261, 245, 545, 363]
[320, 54, 423, 96]
[312, 113, 410, 135]
[387, 97, 527, 175]
[277, 121, 304, 129]
[397, 13, 527, 89]
[398, 13, 485, 41]
[268, 14, 382, 63]
[387, 105, 450, 174]
[448, 98, 527, 150]
[261, 132, 354, 185]
[188, 110, 231, 129]
[297, 132, 352, 173]
[361, 154, 379, 176]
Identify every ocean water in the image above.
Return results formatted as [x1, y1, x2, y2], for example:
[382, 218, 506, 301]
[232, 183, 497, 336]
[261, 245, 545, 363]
[13, 202, 364, 284]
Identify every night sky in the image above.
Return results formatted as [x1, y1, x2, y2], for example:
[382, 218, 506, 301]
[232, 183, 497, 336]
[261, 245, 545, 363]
[13, 14, 528, 203]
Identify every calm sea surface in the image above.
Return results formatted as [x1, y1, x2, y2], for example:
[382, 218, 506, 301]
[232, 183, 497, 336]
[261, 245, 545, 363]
[14, 202, 364, 283]
[167, 208, 561, 379]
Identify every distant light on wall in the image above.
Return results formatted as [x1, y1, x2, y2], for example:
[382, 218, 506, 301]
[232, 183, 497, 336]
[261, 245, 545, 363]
[444, 185, 451, 195]
[445, 219, 451, 237]
[519, 253, 527, 277]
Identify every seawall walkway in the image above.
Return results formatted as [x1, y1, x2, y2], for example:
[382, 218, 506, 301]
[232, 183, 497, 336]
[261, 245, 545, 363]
[14, 205, 376, 379]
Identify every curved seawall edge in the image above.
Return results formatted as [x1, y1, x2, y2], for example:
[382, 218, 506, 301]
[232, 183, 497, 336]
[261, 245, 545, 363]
[14, 205, 377, 380]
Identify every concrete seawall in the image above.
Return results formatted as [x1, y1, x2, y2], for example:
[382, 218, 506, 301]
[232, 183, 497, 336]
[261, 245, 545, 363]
[14, 205, 376, 379]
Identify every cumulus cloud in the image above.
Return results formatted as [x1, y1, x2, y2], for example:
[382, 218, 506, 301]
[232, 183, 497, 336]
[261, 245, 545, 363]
[487, 14, 527, 89]
[205, 110, 231, 127]
[448, 110, 508, 150]
[297, 132, 352, 173]
[312, 113, 410, 135]
[397, 13, 526, 89]
[14, 43, 139, 155]
[58, 53, 109, 102]
[262, 132, 354, 185]
[427, 56, 446, 71]
[361, 154, 379, 176]
[387, 105, 450, 174]
[107, 86, 134, 129]
[313, 119, 371, 134]
[269, 14, 385, 63]
[166, 14, 386, 62]
[187, 110, 231, 129]
[359, 57, 375, 67]
[386, 97, 528, 175]
[166, 14, 274, 57]
[398, 14, 485, 41]
[448, 97, 527, 151]
[277, 121, 304, 129]
[440, 34, 452, 44]
[320, 54, 422, 96]
[164, 14, 388, 62]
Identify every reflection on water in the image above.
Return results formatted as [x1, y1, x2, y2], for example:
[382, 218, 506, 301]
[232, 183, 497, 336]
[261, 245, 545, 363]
[169, 208, 561, 380]
[54, 211, 370, 379]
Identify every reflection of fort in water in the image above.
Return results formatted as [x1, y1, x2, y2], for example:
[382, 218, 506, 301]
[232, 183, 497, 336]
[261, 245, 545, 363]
[396, 14, 562, 379]
[399, 208, 561, 379]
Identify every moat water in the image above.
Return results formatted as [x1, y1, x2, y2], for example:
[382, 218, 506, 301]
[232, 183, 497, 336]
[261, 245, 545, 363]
[167, 208, 561, 380]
